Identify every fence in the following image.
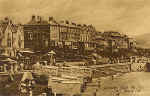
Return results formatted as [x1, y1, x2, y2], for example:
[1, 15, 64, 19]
[33, 66, 92, 77]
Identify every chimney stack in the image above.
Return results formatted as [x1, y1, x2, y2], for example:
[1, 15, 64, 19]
[32, 15, 36, 21]
[37, 16, 42, 23]
[49, 16, 54, 21]
[65, 20, 69, 24]
[9, 20, 12, 24]
[4, 17, 9, 24]
[83, 24, 87, 27]
[77, 24, 81, 26]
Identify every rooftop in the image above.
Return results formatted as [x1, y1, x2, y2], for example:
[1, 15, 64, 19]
[27, 16, 49, 25]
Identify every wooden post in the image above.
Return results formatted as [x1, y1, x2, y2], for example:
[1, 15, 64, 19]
[98, 79, 101, 88]
[54, 92, 57, 96]
[129, 63, 132, 72]
[4, 64, 7, 72]
[56, 67, 59, 76]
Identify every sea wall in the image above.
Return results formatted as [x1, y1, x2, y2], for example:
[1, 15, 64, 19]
[34, 63, 132, 78]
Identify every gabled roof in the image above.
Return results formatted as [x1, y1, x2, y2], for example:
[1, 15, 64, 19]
[7, 24, 19, 33]
[4, 22, 20, 35]
[0, 21, 8, 33]
[11, 24, 18, 32]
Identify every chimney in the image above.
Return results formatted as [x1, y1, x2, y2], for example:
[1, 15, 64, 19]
[37, 16, 41, 23]
[49, 17, 53, 21]
[4, 17, 9, 24]
[4, 17, 9, 21]
[83, 24, 87, 27]
[32, 15, 36, 21]
[77, 24, 81, 26]
[65, 20, 69, 24]
[9, 20, 12, 24]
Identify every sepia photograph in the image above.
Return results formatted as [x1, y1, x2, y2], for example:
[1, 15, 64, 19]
[0, 0, 150, 96]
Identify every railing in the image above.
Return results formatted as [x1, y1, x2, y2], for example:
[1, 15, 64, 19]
[32, 66, 92, 77]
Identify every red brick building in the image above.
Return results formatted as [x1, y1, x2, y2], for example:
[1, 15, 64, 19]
[23, 16, 50, 52]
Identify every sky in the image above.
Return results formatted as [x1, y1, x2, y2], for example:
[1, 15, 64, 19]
[0, 0, 150, 36]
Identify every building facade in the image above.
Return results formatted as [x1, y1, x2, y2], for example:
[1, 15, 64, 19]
[49, 18, 80, 49]
[0, 18, 10, 54]
[94, 31, 137, 57]
[0, 18, 24, 57]
[48, 17, 96, 55]
[101, 31, 130, 49]
[23, 16, 50, 52]
[79, 25, 96, 51]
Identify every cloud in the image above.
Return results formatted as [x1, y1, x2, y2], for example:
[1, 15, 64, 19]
[0, 0, 150, 36]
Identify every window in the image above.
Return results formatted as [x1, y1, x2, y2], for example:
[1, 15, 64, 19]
[28, 32, 33, 40]
[43, 33, 45, 40]
[18, 37, 22, 48]
[8, 33, 11, 38]
[7, 40, 11, 47]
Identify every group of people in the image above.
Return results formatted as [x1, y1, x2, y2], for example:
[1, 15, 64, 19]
[0, 63, 19, 73]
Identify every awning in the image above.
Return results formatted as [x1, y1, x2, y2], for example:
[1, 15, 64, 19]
[19, 48, 34, 54]
[48, 50, 56, 54]
[18, 53, 23, 57]
[0, 58, 17, 64]
[19, 50, 34, 54]
[0, 53, 9, 57]
[92, 53, 98, 57]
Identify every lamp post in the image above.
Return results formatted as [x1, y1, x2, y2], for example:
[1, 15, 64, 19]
[19, 72, 35, 96]
[48, 50, 56, 66]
